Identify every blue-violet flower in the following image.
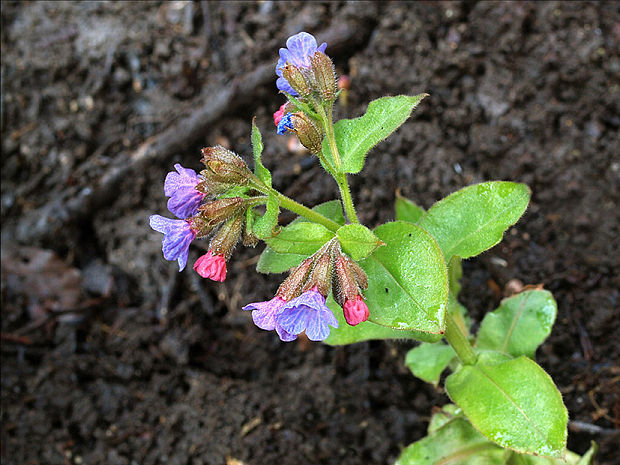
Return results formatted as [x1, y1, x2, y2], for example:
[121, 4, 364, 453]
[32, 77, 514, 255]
[276, 32, 327, 96]
[276, 112, 294, 135]
[275, 288, 338, 341]
[243, 297, 297, 342]
[164, 163, 206, 219]
[149, 215, 197, 271]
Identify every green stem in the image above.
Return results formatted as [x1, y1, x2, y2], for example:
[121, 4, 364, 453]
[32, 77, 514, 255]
[248, 176, 340, 232]
[445, 311, 477, 366]
[323, 105, 360, 224]
[275, 191, 341, 232]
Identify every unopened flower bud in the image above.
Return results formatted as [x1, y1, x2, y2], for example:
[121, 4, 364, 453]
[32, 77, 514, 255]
[200, 146, 253, 189]
[209, 214, 244, 260]
[343, 295, 369, 326]
[310, 52, 337, 101]
[189, 214, 216, 238]
[303, 252, 333, 296]
[281, 63, 312, 97]
[277, 256, 315, 301]
[198, 197, 246, 227]
[290, 112, 323, 154]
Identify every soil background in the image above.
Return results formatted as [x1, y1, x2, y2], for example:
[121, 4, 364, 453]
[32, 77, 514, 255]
[1, 2, 619, 464]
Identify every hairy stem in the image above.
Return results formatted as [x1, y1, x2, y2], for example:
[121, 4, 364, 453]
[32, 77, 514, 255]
[323, 105, 359, 223]
[445, 311, 477, 366]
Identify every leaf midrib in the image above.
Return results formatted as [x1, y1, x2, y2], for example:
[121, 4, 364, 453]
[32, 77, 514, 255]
[475, 362, 549, 447]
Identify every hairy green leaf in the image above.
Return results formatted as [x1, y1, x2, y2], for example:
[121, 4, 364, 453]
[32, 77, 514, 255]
[418, 182, 531, 261]
[256, 201, 344, 274]
[396, 416, 504, 465]
[323, 295, 442, 345]
[395, 194, 425, 223]
[252, 194, 279, 239]
[337, 224, 383, 260]
[476, 290, 557, 358]
[264, 222, 334, 255]
[360, 221, 448, 333]
[322, 94, 427, 174]
[405, 342, 456, 385]
[445, 355, 568, 458]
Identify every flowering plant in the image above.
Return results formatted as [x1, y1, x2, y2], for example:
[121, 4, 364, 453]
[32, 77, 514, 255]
[150, 32, 596, 463]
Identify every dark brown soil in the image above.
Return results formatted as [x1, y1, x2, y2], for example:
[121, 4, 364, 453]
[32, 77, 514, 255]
[1, 2, 618, 464]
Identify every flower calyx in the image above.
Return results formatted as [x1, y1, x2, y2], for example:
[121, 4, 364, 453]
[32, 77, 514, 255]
[199, 146, 254, 193]
[289, 112, 324, 154]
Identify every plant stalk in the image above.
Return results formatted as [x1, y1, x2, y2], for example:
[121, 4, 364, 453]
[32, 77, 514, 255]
[324, 105, 359, 223]
[444, 311, 477, 366]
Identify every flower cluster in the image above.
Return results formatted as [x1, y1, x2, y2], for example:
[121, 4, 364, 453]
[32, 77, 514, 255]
[273, 32, 337, 154]
[244, 240, 369, 342]
[149, 31, 369, 344]
[149, 146, 258, 282]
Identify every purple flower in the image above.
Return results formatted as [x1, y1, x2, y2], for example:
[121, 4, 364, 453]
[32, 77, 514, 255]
[275, 288, 338, 341]
[164, 163, 206, 219]
[149, 215, 197, 271]
[276, 113, 294, 135]
[243, 297, 297, 342]
[276, 32, 327, 96]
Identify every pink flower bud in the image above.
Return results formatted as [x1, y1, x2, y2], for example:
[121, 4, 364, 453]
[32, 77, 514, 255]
[273, 103, 288, 126]
[343, 295, 369, 326]
[194, 250, 227, 282]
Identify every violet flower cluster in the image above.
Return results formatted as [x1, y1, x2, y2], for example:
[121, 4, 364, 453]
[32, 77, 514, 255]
[150, 32, 368, 343]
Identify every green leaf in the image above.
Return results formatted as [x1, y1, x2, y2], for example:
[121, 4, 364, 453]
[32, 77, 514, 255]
[445, 355, 568, 458]
[337, 224, 383, 260]
[395, 194, 425, 223]
[256, 201, 345, 274]
[476, 290, 557, 359]
[322, 94, 427, 174]
[252, 194, 280, 239]
[396, 416, 504, 465]
[418, 182, 531, 261]
[251, 118, 271, 186]
[292, 200, 346, 227]
[323, 295, 442, 345]
[427, 404, 463, 433]
[405, 342, 456, 385]
[256, 247, 307, 274]
[507, 441, 596, 465]
[264, 222, 334, 255]
[360, 221, 448, 333]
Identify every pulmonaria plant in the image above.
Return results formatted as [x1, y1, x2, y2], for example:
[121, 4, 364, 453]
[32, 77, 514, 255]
[150, 32, 596, 464]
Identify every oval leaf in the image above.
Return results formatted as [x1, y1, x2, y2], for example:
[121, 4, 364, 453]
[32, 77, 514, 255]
[476, 290, 557, 358]
[337, 224, 383, 260]
[322, 94, 427, 174]
[396, 416, 503, 465]
[252, 194, 279, 239]
[418, 182, 531, 261]
[264, 222, 334, 255]
[256, 201, 345, 274]
[445, 355, 568, 458]
[395, 194, 425, 223]
[405, 342, 456, 386]
[323, 295, 442, 345]
[360, 221, 448, 333]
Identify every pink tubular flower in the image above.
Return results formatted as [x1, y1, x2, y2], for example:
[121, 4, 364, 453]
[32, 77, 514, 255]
[273, 103, 287, 126]
[193, 250, 227, 282]
[343, 295, 369, 326]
